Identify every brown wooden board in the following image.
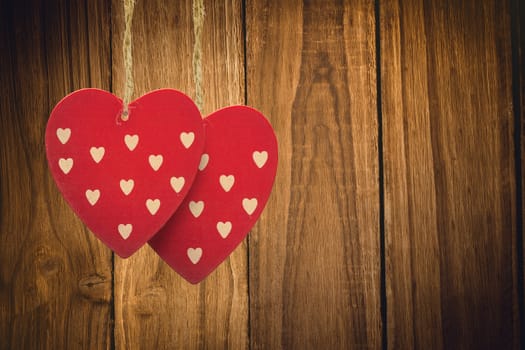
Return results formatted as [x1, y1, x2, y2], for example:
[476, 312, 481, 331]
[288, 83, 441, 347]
[521, 0, 525, 341]
[1, 0, 524, 348]
[111, 0, 248, 348]
[513, 0, 525, 341]
[246, 0, 382, 348]
[0, 1, 113, 349]
[513, 0, 525, 342]
[380, 0, 519, 348]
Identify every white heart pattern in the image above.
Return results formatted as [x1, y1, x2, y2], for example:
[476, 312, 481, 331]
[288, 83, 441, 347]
[146, 199, 161, 215]
[189, 201, 204, 218]
[253, 151, 268, 168]
[198, 153, 209, 171]
[170, 176, 185, 193]
[216, 221, 232, 238]
[187, 247, 203, 264]
[180, 132, 195, 149]
[149, 154, 163, 171]
[45, 89, 207, 260]
[56, 128, 71, 144]
[85, 189, 100, 206]
[124, 134, 139, 151]
[59, 158, 73, 174]
[120, 179, 134, 195]
[242, 198, 258, 215]
[90, 147, 105, 163]
[118, 224, 132, 240]
[219, 175, 235, 192]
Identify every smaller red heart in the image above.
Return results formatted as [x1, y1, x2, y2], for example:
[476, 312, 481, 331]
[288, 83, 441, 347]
[45, 89, 204, 257]
[149, 106, 278, 283]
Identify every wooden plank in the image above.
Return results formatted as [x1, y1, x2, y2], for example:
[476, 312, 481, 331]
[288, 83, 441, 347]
[521, 1, 525, 338]
[0, 1, 113, 349]
[380, 0, 519, 348]
[111, 1, 247, 349]
[514, 0, 525, 339]
[246, 1, 381, 348]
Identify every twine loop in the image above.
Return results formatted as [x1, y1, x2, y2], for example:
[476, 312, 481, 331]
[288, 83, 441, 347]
[120, 0, 204, 118]
[122, 0, 136, 120]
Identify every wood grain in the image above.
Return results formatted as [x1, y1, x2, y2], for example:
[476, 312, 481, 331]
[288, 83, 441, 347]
[111, 1, 248, 349]
[0, 1, 113, 349]
[246, 0, 381, 348]
[380, 0, 519, 348]
[521, 1, 525, 337]
[1, 1, 523, 349]
[514, 0, 525, 334]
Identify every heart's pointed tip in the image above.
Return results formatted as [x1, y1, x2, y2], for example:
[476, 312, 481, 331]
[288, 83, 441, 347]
[113, 250, 134, 259]
[177, 270, 207, 284]
[185, 276, 205, 285]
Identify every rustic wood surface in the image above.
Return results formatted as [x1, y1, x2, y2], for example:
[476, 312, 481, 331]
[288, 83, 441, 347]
[0, 1, 113, 349]
[246, 0, 381, 348]
[0, 0, 523, 349]
[111, 0, 248, 349]
[381, 0, 519, 349]
[514, 0, 525, 341]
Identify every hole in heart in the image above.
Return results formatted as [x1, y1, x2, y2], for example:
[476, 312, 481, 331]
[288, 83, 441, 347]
[116, 105, 136, 124]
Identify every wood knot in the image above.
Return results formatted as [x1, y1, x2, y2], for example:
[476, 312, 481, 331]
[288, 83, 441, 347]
[78, 274, 111, 303]
[34, 247, 63, 277]
[38, 257, 62, 276]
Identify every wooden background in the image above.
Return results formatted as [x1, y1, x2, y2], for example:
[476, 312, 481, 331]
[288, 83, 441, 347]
[0, 0, 523, 349]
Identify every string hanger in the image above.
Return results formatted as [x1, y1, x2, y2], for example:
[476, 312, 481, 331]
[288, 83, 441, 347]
[120, 0, 204, 118]
[192, 0, 205, 113]
[122, 0, 136, 121]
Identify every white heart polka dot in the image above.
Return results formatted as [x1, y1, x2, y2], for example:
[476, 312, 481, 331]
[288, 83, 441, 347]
[216, 221, 232, 238]
[253, 151, 268, 168]
[85, 189, 100, 206]
[118, 224, 132, 239]
[90, 147, 105, 163]
[56, 128, 71, 144]
[199, 153, 209, 171]
[124, 134, 139, 151]
[180, 132, 195, 148]
[242, 198, 258, 215]
[189, 201, 204, 218]
[170, 177, 185, 193]
[59, 158, 73, 174]
[119, 179, 134, 195]
[146, 199, 161, 215]
[149, 154, 163, 171]
[187, 247, 202, 264]
[219, 175, 235, 192]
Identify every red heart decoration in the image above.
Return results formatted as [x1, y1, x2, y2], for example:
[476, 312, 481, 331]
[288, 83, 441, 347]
[149, 106, 278, 283]
[45, 88, 204, 258]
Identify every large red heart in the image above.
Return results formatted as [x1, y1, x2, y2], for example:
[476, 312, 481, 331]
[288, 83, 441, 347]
[149, 106, 278, 283]
[45, 89, 204, 258]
